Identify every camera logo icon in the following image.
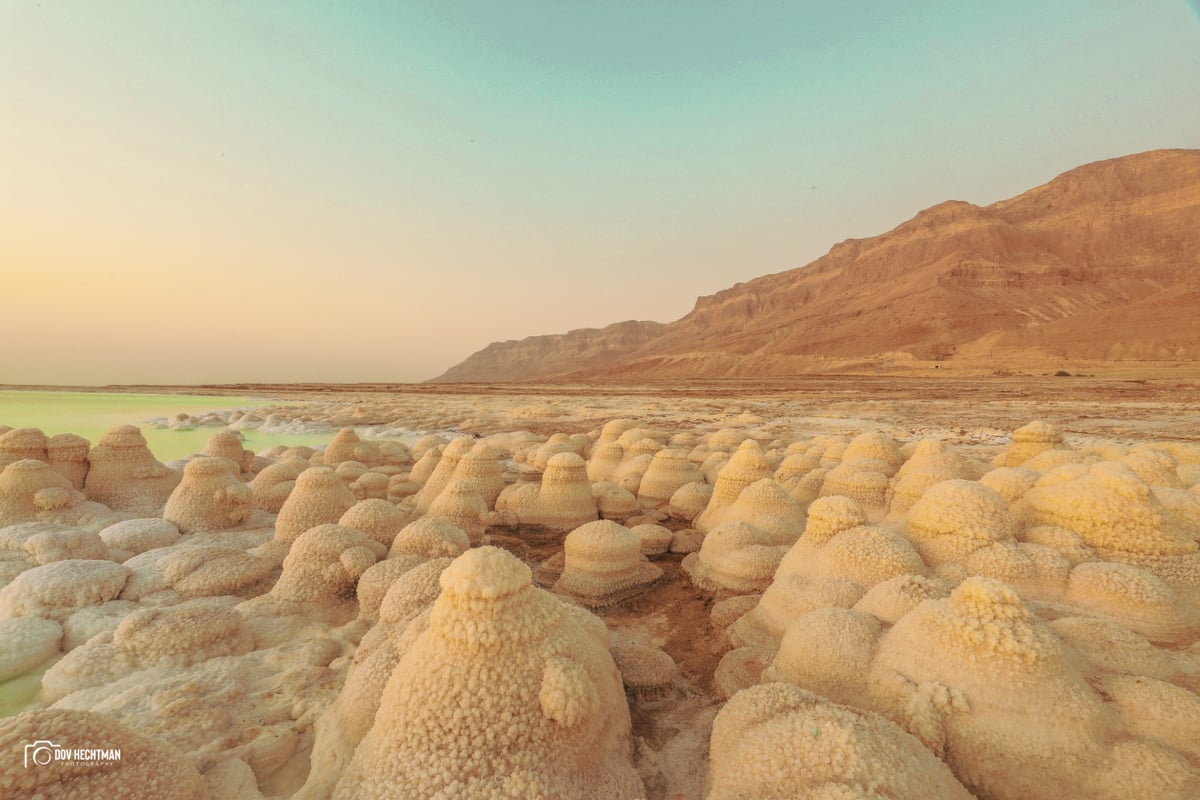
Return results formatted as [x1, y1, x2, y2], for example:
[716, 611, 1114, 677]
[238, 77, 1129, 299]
[24, 740, 59, 768]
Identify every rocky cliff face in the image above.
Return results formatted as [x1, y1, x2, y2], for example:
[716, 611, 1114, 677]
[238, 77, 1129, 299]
[431, 149, 1200, 382]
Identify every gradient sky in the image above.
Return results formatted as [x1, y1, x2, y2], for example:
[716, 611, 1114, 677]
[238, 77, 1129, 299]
[2, 1, 1198, 384]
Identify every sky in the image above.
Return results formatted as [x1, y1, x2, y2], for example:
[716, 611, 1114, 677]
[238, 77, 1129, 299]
[1, 1, 1198, 384]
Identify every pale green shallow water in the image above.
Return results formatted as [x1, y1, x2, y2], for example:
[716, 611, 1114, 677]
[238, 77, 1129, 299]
[0, 390, 334, 461]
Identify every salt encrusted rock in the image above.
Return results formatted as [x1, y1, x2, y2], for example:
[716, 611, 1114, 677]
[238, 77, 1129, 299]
[992, 420, 1064, 467]
[586, 441, 624, 483]
[0, 708, 208, 799]
[637, 448, 704, 506]
[668, 481, 712, 522]
[354, 555, 427, 623]
[631, 523, 673, 556]
[409, 433, 448, 462]
[852, 573, 950, 624]
[333, 547, 645, 799]
[496, 452, 598, 533]
[1062, 561, 1198, 644]
[683, 520, 791, 595]
[163, 457, 255, 534]
[706, 683, 974, 800]
[1022, 461, 1195, 557]
[0, 460, 87, 528]
[349, 470, 390, 501]
[905, 479, 1017, 564]
[762, 607, 884, 706]
[450, 442, 506, 507]
[98, 518, 180, 557]
[406, 445, 442, 487]
[84, 425, 181, 514]
[201, 431, 253, 475]
[592, 481, 639, 521]
[339, 499, 408, 547]
[889, 440, 981, 515]
[388, 515, 471, 559]
[610, 643, 677, 704]
[413, 436, 475, 513]
[61, 601, 138, 651]
[0, 616, 62, 682]
[722, 478, 807, 541]
[247, 458, 306, 513]
[842, 431, 905, 472]
[554, 520, 663, 609]
[0, 559, 129, 621]
[273, 467, 357, 546]
[300, 557, 452, 799]
[0, 521, 108, 567]
[321, 427, 382, 467]
[0, 427, 49, 469]
[695, 440, 773, 532]
[240, 524, 382, 624]
[427, 479, 489, 544]
[820, 457, 893, 508]
[47, 433, 90, 489]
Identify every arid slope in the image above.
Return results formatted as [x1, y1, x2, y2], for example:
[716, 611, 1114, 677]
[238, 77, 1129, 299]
[433, 149, 1200, 382]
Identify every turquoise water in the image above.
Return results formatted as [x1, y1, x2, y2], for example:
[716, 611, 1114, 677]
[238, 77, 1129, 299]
[0, 390, 334, 461]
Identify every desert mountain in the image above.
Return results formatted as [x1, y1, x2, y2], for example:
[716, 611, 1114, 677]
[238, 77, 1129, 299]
[431, 149, 1200, 382]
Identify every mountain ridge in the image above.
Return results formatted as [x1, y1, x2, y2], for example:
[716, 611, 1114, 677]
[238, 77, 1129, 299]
[430, 149, 1200, 382]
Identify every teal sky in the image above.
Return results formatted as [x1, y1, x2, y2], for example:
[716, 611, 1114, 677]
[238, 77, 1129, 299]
[1, 1, 1198, 383]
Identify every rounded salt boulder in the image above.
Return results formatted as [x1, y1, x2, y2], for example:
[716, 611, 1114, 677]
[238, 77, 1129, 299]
[0, 616, 62, 681]
[98, 518, 181, 555]
[0, 559, 129, 621]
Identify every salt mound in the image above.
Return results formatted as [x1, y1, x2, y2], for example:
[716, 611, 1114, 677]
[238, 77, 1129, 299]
[333, 546, 644, 799]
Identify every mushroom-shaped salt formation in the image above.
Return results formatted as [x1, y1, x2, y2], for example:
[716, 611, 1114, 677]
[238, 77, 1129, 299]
[201, 430, 253, 475]
[637, 448, 704, 506]
[406, 444, 442, 487]
[992, 420, 1064, 467]
[83, 425, 180, 514]
[904, 479, 1017, 564]
[888, 439, 978, 515]
[706, 683, 974, 800]
[631, 523, 673, 556]
[246, 457, 306, 513]
[0, 460, 87, 528]
[724, 478, 807, 541]
[47, 433, 90, 489]
[586, 440, 625, 483]
[426, 479, 489, 544]
[247, 524, 381, 621]
[819, 457, 893, 509]
[979, 465, 1039, 507]
[867, 577, 1200, 800]
[694, 439, 773, 532]
[333, 547, 645, 800]
[338, 498, 408, 547]
[272, 466, 357, 546]
[668, 481, 712, 522]
[553, 520, 663, 609]
[610, 642, 677, 705]
[0, 708, 209, 799]
[412, 436, 475, 513]
[0, 427, 49, 469]
[495, 452, 598, 535]
[162, 457, 255, 534]
[682, 520, 791, 595]
[321, 427, 382, 467]
[300, 557, 452, 799]
[592, 481, 639, 521]
[842, 431, 905, 472]
[388, 515, 471, 559]
[449, 441, 506, 507]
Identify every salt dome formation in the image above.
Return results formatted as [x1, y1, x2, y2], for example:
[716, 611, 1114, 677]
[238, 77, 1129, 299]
[1, 402, 1199, 800]
[333, 547, 644, 799]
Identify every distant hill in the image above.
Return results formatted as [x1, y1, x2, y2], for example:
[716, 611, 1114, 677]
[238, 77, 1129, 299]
[429, 320, 666, 383]
[430, 149, 1200, 382]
